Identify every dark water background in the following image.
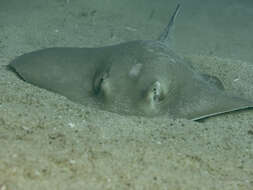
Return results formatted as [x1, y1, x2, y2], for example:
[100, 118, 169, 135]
[0, 0, 253, 63]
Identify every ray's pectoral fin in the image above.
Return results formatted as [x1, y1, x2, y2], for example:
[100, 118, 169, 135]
[182, 90, 253, 121]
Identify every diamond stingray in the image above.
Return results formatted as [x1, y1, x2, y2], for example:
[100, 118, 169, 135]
[8, 4, 253, 120]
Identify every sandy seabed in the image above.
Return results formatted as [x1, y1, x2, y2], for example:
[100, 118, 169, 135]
[0, 0, 253, 189]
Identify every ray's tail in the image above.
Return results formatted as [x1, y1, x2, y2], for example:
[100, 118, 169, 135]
[158, 3, 181, 46]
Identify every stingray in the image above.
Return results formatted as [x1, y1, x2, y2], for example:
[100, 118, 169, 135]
[8, 4, 253, 120]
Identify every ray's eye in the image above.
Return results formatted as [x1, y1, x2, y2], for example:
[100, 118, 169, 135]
[93, 71, 109, 95]
[98, 77, 104, 86]
[152, 85, 159, 101]
[146, 81, 165, 103]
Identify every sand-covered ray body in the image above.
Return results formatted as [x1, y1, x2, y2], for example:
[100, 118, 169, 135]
[8, 4, 253, 120]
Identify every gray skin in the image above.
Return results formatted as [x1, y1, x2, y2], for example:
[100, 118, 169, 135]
[8, 4, 253, 120]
